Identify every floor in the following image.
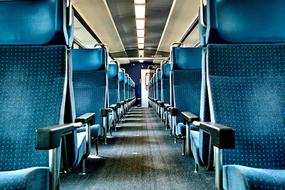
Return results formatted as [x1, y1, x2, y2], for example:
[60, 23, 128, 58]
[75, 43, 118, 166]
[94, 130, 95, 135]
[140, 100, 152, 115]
[60, 107, 214, 190]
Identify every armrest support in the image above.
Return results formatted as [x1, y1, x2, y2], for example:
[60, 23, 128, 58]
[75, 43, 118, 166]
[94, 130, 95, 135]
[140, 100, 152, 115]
[200, 122, 235, 149]
[181, 112, 200, 123]
[35, 123, 75, 150]
[101, 108, 112, 117]
[169, 107, 179, 116]
[76, 113, 95, 126]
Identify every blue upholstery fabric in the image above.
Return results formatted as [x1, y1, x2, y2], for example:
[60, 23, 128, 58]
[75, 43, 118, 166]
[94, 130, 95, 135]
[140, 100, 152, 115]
[72, 48, 106, 71]
[73, 70, 105, 127]
[109, 78, 119, 105]
[108, 64, 119, 105]
[173, 70, 201, 124]
[72, 49, 107, 127]
[172, 47, 201, 70]
[0, 46, 66, 171]
[120, 82, 125, 101]
[0, 167, 49, 190]
[208, 44, 285, 169]
[223, 165, 285, 190]
[90, 124, 104, 137]
[162, 63, 171, 78]
[107, 63, 118, 79]
[0, 0, 72, 46]
[206, 0, 285, 43]
[118, 70, 124, 82]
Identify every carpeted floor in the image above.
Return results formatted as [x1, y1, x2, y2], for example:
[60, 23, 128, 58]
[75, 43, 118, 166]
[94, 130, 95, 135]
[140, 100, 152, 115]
[60, 107, 215, 190]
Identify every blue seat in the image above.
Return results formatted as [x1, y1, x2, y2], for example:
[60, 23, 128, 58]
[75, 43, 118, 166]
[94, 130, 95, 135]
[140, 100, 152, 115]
[118, 69, 126, 117]
[198, 0, 285, 189]
[72, 48, 107, 152]
[107, 61, 119, 132]
[169, 47, 202, 142]
[0, 0, 76, 189]
[160, 62, 171, 126]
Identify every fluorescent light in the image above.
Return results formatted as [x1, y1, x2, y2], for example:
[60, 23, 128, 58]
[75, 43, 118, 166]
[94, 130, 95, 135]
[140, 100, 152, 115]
[135, 0, 145, 4]
[135, 5, 145, 19]
[139, 60, 144, 63]
[136, 19, 145, 30]
[137, 37, 144, 44]
[138, 43, 144, 49]
[137, 29, 144, 37]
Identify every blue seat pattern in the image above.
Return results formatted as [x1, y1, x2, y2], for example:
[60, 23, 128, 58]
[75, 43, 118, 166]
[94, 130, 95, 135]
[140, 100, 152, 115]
[207, 44, 285, 189]
[0, 46, 66, 185]
[108, 63, 119, 106]
[72, 49, 106, 136]
[162, 63, 170, 104]
[172, 48, 202, 133]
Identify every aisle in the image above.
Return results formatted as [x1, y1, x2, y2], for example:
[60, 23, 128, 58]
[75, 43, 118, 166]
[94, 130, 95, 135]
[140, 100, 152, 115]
[60, 107, 214, 190]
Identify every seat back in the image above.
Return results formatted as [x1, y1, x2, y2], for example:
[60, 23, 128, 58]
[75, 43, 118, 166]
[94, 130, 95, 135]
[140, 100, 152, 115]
[206, 0, 285, 169]
[108, 62, 119, 106]
[72, 48, 107, 127]
[161, 62, 171, 104]
[0, 0, 71, 174]
[156, 69, 161, 101]
[171, 47, 202, 124]
[118, 69, 125, 102]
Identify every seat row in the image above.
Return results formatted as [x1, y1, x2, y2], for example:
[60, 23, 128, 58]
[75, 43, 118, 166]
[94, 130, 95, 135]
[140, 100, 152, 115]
[149, 0, 285, 189]
[0, 0, 136, 189]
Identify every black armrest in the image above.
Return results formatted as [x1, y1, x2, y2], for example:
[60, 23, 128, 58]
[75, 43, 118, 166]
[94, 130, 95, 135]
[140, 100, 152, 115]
[120, 101, 125, 105]
[181, 112, 200, 123]
[169, 107, 179, 116]
[35, 123, 75, 150]
[116, 103, 121, 108]
[200, 122, 235, 149]
[76, 113, 95, 126]
[100, 108, 112, 117]
[109, 104, 117, 110]
[157, 100, 162, 105]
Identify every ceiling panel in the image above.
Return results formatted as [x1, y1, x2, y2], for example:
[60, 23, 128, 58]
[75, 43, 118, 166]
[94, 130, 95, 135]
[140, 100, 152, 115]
[73, 0, 126, 55]
[107, 0, 173, 58]
[156, 0, 199, 55]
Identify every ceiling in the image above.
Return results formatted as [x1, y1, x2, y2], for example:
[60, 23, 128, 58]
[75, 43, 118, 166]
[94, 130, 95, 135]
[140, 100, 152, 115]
[73, 0, 199, 63]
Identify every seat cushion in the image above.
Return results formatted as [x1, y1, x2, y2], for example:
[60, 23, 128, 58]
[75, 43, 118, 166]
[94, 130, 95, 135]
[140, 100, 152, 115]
[0, 167, 49, 190]
[190, 130, 203, 166]
[90, 124, 104, 137]
[223, 165, 285, 190]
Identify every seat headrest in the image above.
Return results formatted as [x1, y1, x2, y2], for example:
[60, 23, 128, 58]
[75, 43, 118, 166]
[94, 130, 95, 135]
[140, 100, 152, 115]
[72, 48, 106, 71]
[107, 63, 118, 79]
[172, 47, 202, 70]
[118, 70, 125, 82]
[0, 0, 73, 46]
[162, 63, 171, 78]
[206, 0, 285, 43]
